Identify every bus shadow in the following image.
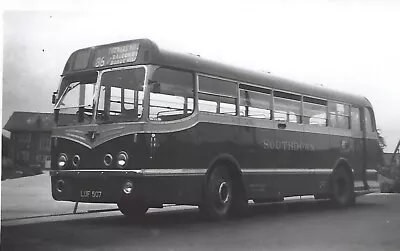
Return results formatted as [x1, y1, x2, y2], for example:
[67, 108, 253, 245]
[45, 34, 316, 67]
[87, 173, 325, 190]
[1, 199, 385, 251]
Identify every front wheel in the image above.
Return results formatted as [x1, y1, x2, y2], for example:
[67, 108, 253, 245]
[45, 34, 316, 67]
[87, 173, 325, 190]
[330, 167, 355, 207]
[117, 199, 149, 220]
[200, 166, 233, 220]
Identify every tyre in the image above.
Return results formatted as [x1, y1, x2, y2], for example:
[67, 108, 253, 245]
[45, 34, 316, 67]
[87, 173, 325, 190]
[330, 167, 355, 207]
[231, 178, 249, 217]
[200, 166, 234, 220]
[117, 199, 149, 220]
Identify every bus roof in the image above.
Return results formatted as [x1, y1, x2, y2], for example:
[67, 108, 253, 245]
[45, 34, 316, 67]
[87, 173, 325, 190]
[63, 38, 372, 107]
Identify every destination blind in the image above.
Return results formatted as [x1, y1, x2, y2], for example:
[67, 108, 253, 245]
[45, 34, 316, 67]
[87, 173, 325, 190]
[92, 42, 139, 68]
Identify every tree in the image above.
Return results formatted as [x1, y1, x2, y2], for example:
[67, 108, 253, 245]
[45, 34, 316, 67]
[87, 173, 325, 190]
[377, 129, 386, 151]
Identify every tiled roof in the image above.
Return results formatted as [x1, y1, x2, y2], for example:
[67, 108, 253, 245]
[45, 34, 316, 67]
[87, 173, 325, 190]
[3, 112, 75, 132]
[3, 112, 54, 132]
[3, 112, 85, 132]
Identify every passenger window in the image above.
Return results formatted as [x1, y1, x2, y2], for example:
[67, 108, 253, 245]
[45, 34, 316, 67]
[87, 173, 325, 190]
[219, 102, 236, 115]
[199, 76, 237, 97]
[303, 96, 327, 127]
[198, 94, 218, 113]
[328, 102, 350, 129]
[273, 91, 301, 123]
[239, 88, 271, 119]
[351, 107, 361, 131]
[149, 68, 194, 121]
[198, 76, 237, 115]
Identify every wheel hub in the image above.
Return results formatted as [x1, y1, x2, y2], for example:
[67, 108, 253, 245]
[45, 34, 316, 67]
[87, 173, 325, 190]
[218, 181, 230, 204]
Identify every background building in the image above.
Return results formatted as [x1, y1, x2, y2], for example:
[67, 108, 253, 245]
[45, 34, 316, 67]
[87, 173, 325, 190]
[3, 112, 54, 169]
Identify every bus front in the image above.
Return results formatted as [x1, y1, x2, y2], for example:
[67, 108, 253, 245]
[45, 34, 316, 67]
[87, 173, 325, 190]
[50, 39, 198, 218]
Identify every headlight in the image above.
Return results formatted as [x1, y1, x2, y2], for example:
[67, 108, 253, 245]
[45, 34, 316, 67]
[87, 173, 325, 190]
[117, 151, 129, 169]
[57, 153, 68, 169]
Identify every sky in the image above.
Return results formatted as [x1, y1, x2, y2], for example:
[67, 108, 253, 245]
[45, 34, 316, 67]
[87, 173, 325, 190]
[2, 0, 400, 152]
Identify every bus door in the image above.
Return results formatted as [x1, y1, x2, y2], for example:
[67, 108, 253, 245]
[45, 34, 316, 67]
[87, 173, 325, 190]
[361, 107, 379, 189]
[352, 107, 366, 188]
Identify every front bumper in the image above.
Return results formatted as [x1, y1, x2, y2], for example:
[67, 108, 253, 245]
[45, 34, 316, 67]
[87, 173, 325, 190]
[50, 169, 204, 205]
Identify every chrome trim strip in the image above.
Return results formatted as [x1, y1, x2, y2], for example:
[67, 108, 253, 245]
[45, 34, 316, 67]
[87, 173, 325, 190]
[50, 168, 207, 177]
[366, 169, 378, 174]
[241, 169, 332, 175]
[50, 169, 142, 175]
[142, 169, 207, 176]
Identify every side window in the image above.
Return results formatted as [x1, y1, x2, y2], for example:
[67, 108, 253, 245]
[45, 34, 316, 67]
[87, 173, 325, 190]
[364, 107, 376, 132]
[303, 97, 327, 126]
[273, 91, 301, 123]
[219, 102, 236, 115]
[198, 97, 218, 113]
[149, 68, 194, 121]
[198, 76, 237, 115]
[239, 85, 272, 119]
[328, 102, 350, 129]
[351, 107, 361, 131]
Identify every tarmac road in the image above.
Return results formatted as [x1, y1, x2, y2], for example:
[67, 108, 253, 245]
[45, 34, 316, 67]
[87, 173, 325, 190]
[2, 194, 400, 251]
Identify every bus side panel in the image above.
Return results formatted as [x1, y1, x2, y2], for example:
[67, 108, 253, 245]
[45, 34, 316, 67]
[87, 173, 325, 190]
[272, 122, 317, 196]
[303, 126, 332, 194]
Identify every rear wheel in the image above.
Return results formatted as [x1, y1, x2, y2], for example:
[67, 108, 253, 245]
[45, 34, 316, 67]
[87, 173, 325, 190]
[200, 166, 234, 220]
[330, 167, 355, 207]
[118, 199, 149, 220]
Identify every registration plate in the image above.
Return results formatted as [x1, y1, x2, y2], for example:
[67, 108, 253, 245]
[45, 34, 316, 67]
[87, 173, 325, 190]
[80, 190, 102, 199]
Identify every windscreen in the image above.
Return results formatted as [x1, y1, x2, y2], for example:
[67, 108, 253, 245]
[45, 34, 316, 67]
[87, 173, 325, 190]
[55, 72, 98, 126]
[97, 67, 146, 123]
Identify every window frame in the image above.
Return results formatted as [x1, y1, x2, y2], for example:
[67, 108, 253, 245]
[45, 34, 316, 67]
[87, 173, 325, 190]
[239, 84, 272, 120]
[198, 74, 238, 116]
[148, 66, 196, 122]
[272, 90, 302, 124]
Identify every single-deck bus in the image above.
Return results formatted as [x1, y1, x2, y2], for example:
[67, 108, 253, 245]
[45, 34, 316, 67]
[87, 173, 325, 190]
[51, 39, 380, 220]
